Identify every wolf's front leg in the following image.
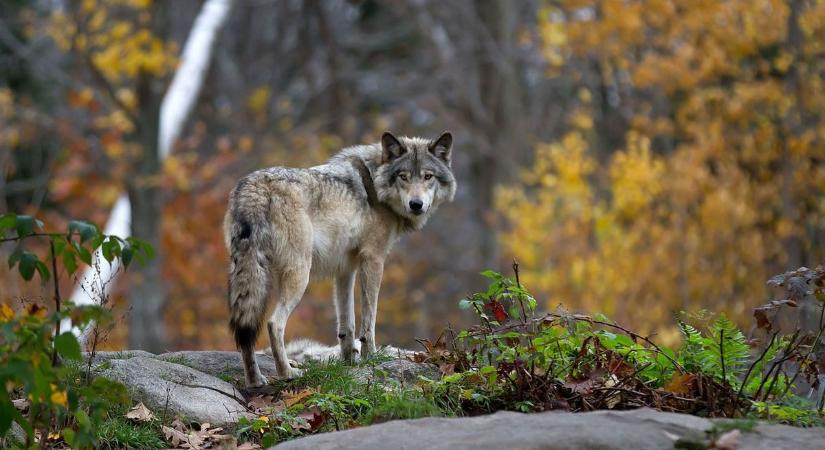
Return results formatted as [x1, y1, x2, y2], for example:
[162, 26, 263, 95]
[359, 256, 384, 358]
[335, 271, 358, 362]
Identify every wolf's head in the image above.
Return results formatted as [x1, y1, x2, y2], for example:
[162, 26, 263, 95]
[374, 131, 457, 229]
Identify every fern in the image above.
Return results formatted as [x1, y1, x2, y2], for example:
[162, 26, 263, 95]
[676, 320, 705, 373]
[677, 315, 749, 386]
[706, 315, 749, 385]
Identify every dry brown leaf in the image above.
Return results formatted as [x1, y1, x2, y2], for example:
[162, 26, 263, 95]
[237, 442, 262, 450]
[125, 402, 154, 422]
[603, 374, 621, 409]
[249, 395, 286, 414]
[162, 424, 197, 449]
[282, 388, 317, 407]
[439, 363, 456, 376]
[664, 373, 696, 395]
[171, 418, 189, 432]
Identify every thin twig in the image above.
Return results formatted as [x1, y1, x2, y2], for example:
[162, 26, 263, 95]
[512, 259, 528, 324]
[737, 330, 778, 401]
[50, 240, 62, 366]
[720, 329, 726, 384]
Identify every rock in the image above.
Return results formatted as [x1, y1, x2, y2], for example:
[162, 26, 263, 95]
[156, 351, 280, 385]
[352, 359, 439, 385]
[99, 356, 252, 427]
[269, 407, 825, 450]
[83, 350, 155, 364]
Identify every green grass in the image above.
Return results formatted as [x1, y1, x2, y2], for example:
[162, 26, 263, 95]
[95, 417, 166, 449]
[268, 355, 455, 427]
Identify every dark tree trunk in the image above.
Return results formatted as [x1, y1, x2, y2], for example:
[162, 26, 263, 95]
[127, 5, 168, 352]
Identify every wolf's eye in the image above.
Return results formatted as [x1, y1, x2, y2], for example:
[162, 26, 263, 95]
[399, 173, 408, 182]
[424, 173, 433, 180]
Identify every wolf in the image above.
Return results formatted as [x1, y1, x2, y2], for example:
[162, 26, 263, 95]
[225, 131, 456, 386]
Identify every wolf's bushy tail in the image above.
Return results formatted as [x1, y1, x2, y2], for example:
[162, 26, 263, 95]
[227, 186, 274, 351]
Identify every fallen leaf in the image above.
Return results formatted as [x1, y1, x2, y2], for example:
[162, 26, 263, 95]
[125, 402, 154, 422]
[282, 388, 317, 408]
[249, 395, 285, 414]
[439, 363, 455, 376]
[664, 373, 696, 395]
[171, 418, 188, 432]
[603, 374, 621, 409]
[162, 424, 196, 449]
[292, 406, 324, 432]
[563, 377, 600, 395]
[237, 442, 261, 450]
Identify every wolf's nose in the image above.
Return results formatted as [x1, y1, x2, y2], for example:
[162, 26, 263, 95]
[409, 199, 423, 211]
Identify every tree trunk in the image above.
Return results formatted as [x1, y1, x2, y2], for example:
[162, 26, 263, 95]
[127, 67, 166, 351]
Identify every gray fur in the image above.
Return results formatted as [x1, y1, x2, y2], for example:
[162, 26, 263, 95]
[225, 132, 456, 386]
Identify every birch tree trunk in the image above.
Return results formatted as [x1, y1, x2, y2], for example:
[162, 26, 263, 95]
[67, 0, 235, 349]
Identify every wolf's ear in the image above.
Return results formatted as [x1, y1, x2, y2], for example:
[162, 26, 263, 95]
[381, 132, 406, 162]
[429, 131, 453, 165]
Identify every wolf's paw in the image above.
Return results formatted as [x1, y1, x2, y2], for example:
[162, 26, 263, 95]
[284, 366, 304, 379]
[246, 374, 269, 387]
[340, 346, 359, 363]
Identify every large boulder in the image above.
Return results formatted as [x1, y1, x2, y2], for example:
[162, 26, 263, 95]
[83, 350, 155, 364]
[100, 356, 252, 427]
[270, 407, 825, 450]
[156, 351, 280, 385]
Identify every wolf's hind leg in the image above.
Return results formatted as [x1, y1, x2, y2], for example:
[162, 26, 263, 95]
[268, 267, 310, 378]
[334, 271, 357, 362]
[240, 341, 266, 386]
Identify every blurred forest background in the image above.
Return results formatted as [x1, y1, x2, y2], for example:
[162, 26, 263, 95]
[1, 0, 824, 352]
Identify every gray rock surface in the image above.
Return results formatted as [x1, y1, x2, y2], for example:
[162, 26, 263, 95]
[83, 350, 155, 364]
[100, 356, 252, 427]
[270, 408, 825, 450]
[156, 351, 279, 385]
[352, 359, 439, 385]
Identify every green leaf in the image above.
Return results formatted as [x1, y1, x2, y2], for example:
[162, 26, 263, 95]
[52, 237, 67, 256]
[54, 332, 82, 360]
[18, 251, 40, 281]
[73, 242, 92, 265]
[480, 270, 501, 280]
[7, 246, 21, 269]
[121, 244, 133, 267]
[15, 215, 35, 237]
[0, 213, 16, 237]
[68, 220, 98, 244]
[101, 239, 114, 263]
[62, 249, 78, 275]
[35, 260, 50, 282]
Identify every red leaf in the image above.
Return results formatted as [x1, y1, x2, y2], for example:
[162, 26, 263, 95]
[484, 300, 509, 322]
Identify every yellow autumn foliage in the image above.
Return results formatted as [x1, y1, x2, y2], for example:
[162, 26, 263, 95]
[502, 0, 825, 342]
